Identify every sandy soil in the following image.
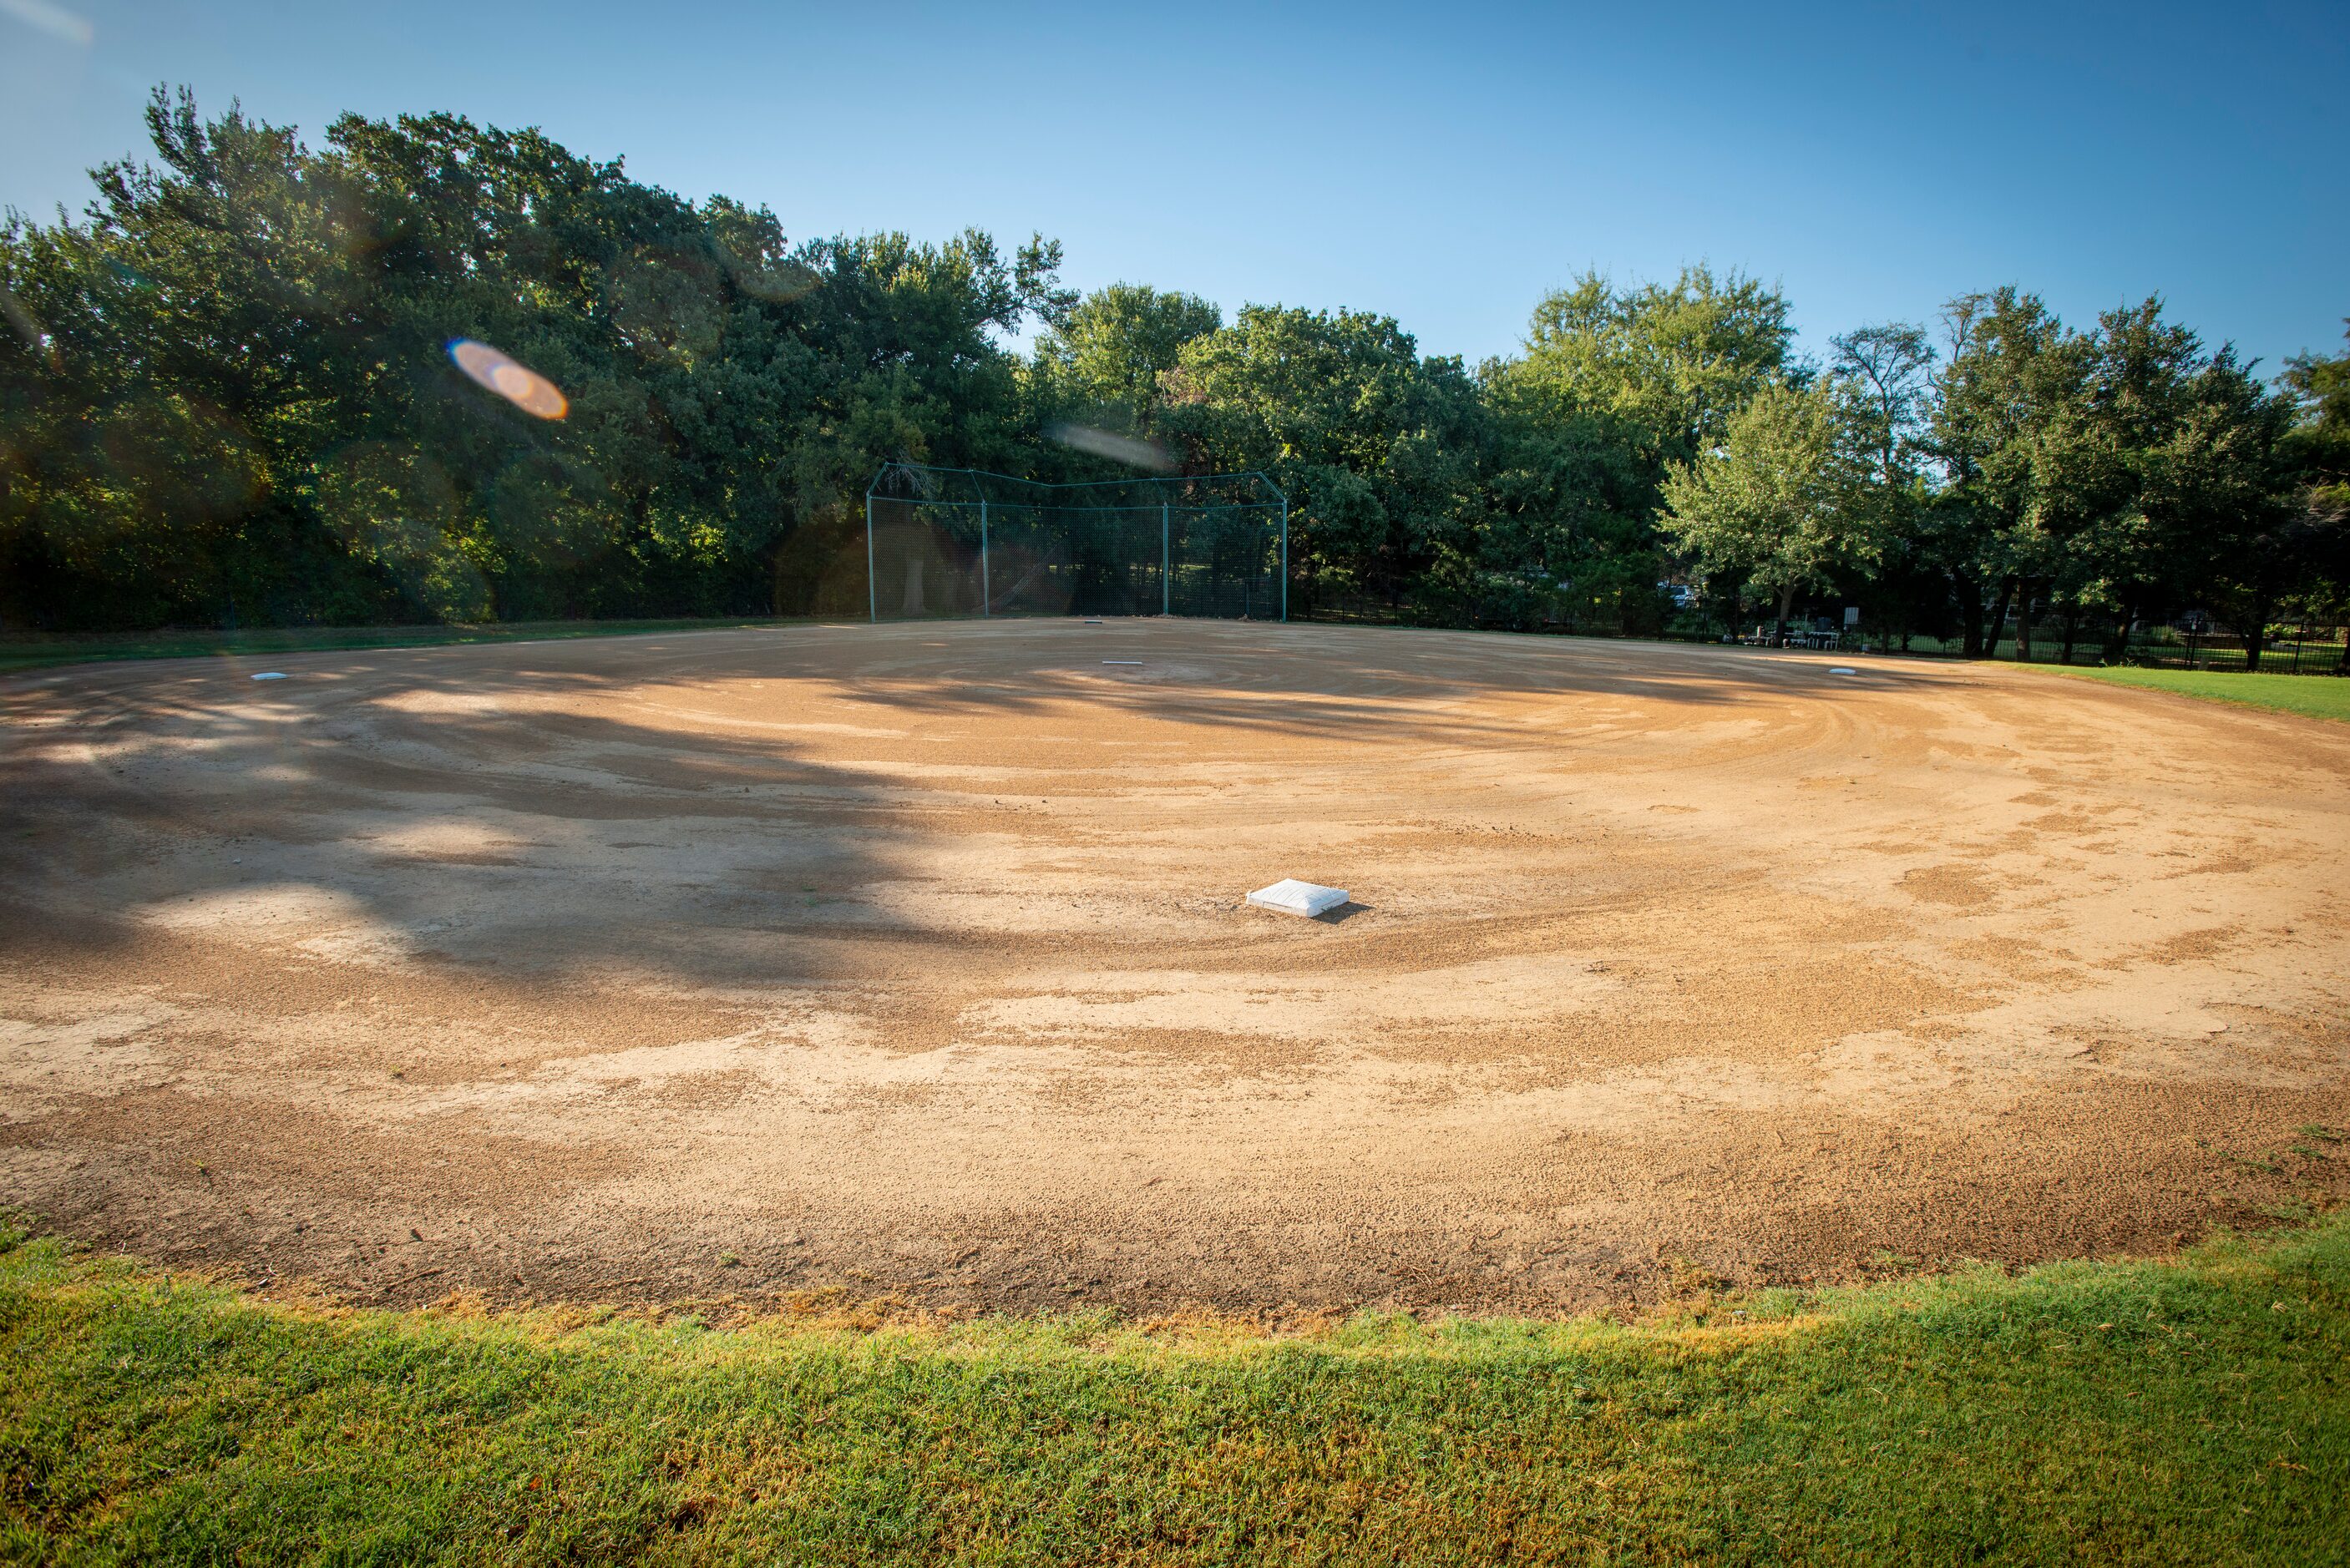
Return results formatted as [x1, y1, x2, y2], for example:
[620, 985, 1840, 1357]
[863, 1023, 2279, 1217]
[3, 620, 2346, 1315]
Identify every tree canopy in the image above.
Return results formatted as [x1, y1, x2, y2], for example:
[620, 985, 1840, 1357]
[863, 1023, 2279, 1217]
[1661, 378, 1876, 633]
[2, 90, 2337, 656]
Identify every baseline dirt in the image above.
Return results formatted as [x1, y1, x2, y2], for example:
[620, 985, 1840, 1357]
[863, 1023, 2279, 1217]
[3, 620, 2345, 1314]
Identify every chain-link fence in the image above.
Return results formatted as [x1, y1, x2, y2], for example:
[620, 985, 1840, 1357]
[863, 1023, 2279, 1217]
[864, 466, 1287, 623]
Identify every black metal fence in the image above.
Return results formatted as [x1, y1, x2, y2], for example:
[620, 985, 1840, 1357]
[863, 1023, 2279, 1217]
[1844, 621, 2350, 674]
[1294, 586, 2350, 676]
[2107, 624, 2348, 675]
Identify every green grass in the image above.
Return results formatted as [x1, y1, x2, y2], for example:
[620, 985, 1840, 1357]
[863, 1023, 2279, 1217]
[3, 1218, 2344, 1564]
[2033, 664, 2350, 722]
[0, 617, 817, 675]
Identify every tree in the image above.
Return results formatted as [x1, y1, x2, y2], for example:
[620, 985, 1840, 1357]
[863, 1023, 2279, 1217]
[2168, 325, 2322, 666]
[0, 89, 1071, 629]
[2268, 326, 2350, 639]
[1029, 284, 1220, 438]
[1831, 324, 1933, 482]
[3, 85, 2331, 654]
[1160, 306, 1491, 615]
[1507, 266, 1796, 468]
[1923, 288, 2089, 655]
[2284, 326, 2350, 512]
[1659, 379, 1875, 640]
[1829, 324, 1940, 645]
[1917, 291, 2305, 665]
[1484, 266, 1795, 632]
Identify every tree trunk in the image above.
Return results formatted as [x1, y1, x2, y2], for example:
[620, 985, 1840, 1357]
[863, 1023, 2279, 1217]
[2242, 588, 2273, 671]
[1980, 579, 2016, 662]
[2017, 590, 2036, 662]
[1775, 584, 1795, 645]
[2059, 604, 2080, 666]
[1955, 572, 1985, 658]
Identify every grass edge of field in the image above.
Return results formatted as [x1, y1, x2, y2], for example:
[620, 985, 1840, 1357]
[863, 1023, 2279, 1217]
[2023, 660, 2350, 721]
[3, 1206, 2346, 1563]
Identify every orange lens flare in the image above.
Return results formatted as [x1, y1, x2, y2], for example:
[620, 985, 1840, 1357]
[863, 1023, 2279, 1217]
[448, 339, 568, 420]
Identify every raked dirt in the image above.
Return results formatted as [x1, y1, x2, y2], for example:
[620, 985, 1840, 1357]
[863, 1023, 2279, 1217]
[3, 620, 2345, 1315]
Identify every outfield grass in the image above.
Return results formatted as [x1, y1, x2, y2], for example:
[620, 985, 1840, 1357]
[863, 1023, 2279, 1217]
[0, 617, 813, 676]
[2033, 664, 2350, 723]
[2, 1216, 2344, 1564]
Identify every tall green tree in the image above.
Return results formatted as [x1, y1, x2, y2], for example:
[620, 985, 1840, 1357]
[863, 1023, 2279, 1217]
[1161, 306, 1491, 615]
[0, 89, 1071, 629]
[1029, 284, 1221, 438]
[2283, 326, 2350, 518]
[1828, 323, 1942, 645]
[1484, 266, 1795, 632]
[1507, 266, 1797, 467]
[2261, 326, 2350, 641]
[1926, 291, 2298, 662]
[1659, 378, 1876, 639]
[1924, 288, 2084, 655]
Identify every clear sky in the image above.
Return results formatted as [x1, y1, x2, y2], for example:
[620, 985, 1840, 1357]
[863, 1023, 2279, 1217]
[4, 0, 2343, 377]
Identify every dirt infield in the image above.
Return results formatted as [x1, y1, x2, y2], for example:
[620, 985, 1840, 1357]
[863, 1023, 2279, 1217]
[3, 620, 2345, 1314]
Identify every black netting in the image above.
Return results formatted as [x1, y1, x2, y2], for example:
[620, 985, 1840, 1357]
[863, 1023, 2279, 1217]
[864, 468, 1284, 623]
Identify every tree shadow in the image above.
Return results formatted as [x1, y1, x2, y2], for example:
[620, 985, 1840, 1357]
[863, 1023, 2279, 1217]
[0, 619, 1993, 995]
[0, 653, 931, 992]
[691, 618, 1985, 751]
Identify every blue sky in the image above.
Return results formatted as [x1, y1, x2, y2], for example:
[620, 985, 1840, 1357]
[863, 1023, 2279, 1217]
[4, 0, 2343, 377]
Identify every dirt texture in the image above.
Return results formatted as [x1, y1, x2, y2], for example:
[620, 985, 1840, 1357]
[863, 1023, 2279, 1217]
[3, 620, 2346, 1315]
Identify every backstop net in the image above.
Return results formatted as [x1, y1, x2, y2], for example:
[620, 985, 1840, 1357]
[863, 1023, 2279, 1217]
[864, 465, 1287, 622]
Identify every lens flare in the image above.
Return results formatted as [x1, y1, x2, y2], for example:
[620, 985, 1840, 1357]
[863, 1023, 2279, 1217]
[0, 0, 94, 46]
[1046, 422, 1173, 473]
[722, 251, 821, 305]
[0, 284, 57, 366]
[448, 339, 568, 420]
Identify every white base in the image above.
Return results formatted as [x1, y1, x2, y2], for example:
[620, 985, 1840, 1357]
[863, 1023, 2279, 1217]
[1247, 879, 1350, 918]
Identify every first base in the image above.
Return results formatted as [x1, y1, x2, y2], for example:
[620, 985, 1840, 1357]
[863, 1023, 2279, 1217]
[1247, 879, 1350, 918]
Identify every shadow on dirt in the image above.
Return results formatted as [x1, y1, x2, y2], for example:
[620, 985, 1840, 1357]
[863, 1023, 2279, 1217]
[0, 618, 1980, 991]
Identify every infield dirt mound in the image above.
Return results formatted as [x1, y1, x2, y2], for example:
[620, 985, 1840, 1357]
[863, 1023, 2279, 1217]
[3, 620, 2345, 1313]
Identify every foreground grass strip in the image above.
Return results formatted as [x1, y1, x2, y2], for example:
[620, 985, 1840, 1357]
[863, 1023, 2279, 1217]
[2035, 663, 2350, 722]
[0, 617, 813, 675]
[2, 1222, 2345, 1564]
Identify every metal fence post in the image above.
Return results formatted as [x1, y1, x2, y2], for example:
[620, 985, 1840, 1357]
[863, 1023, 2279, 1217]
[1279, 498, 1289, 623]
[865, 493, 877, 624]
[1161, 501, 1170, 616]
[980, 499, 990, 617]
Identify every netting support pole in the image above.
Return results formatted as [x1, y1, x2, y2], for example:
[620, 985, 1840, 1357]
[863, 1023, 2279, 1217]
[980, 500, 990, 617]
[1279, 498, 1289, 623]
[1161, 502, 1170, 616]
[864, 493, 876, 624]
